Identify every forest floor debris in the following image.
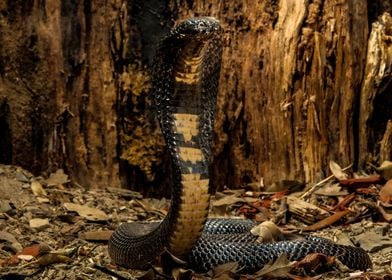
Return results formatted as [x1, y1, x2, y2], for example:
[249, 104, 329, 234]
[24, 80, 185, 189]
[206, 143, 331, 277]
[0, 163, 392, 279]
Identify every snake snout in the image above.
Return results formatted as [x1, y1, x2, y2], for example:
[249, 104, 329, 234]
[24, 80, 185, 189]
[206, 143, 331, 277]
[174, 17, 221, 39]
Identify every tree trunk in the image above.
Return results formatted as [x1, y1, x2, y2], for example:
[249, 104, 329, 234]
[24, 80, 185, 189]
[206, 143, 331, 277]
[0, 0, 391, 192]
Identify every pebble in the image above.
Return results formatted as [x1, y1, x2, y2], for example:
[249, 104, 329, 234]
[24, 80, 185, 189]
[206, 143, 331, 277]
[29, 218, 50, 230]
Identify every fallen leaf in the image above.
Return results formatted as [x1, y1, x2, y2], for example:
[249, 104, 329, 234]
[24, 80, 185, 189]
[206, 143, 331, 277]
[329, 161, 348, 180]
[8, 244, 46, 265]
[379, 179, 392, 205]
[293, 253, 335, 274]
[356, 231, 392, 252]
[377, 161, 392, 180]
[212, 194, 246, 216]
[0, 231, 22, 252]
[36, 253, 72, 266]
[172, 268, 193, 280]
[45, 169, 69, 187]
[160, 249, 187, 275]
[252, 254, 295, 278]
[250, 221, 284, 242]
[106, 187, 143, 199]
[265, 180, 304, 193]
[63, 202, 109, 221]
[211, 262, 240, 279]
[314, 183, 348, 196]
[31, 180, 47, 196]
[213, 194, 245, 207]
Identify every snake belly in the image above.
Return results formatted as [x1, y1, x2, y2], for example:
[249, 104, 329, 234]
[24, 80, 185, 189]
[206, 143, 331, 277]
[108, 17, 372, 273]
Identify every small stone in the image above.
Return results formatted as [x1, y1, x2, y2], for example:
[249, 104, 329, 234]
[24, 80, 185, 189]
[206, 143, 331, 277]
[0, 200, 12, 213]
[29, 218, 50, 230]
[356, 231, 392, 252]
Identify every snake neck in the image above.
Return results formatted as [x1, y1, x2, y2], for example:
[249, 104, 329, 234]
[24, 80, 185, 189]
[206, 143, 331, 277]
[108, 17, 222, 268]
[151, 20, 222, 258]
[157, 39, 214, 257]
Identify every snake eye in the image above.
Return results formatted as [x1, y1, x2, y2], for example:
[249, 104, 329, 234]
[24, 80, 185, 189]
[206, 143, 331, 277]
[197, 21, 207, 30]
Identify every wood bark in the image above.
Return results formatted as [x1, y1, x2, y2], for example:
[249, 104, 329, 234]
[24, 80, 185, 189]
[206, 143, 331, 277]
[0, 0, 391, 192]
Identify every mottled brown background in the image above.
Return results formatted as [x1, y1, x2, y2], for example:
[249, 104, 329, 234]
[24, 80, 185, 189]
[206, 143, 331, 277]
[0, 0, 391, 195]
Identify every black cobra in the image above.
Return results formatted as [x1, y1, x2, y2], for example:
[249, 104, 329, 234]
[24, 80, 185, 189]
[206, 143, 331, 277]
[108, 17, 372, 273]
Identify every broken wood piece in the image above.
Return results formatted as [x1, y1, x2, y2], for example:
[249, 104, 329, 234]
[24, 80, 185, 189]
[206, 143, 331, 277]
[302, 209, 350, 232]
[339, 175, 383, 188]
[79, 230, 113, 241]
[331, 193, 356, 211]
[286, 196, 329, 224]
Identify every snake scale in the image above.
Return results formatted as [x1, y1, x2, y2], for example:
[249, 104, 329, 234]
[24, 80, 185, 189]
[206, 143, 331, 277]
[108, 17, 372, 273]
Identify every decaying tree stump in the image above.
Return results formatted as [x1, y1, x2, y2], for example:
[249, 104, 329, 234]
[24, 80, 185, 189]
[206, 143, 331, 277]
[0, 0, 390, 192]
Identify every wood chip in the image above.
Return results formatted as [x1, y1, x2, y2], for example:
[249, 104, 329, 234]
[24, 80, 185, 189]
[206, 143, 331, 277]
[29, 218, 50, 230]
[64, 202, 109, 221]
[286, 196, 329, 223]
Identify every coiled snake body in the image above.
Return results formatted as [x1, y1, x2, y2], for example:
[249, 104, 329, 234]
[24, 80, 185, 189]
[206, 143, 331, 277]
[108, 17, 372, 273]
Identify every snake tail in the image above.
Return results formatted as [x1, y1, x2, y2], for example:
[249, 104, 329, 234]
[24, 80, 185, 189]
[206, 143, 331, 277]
[108, 16, 372, 273]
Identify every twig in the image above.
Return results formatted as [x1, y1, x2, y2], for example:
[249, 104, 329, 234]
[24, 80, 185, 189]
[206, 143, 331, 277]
[300, 164, 353, 200]
[92, 264, 134, 280]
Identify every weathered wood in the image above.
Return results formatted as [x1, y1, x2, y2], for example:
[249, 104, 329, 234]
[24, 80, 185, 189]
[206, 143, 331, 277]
[0, 1, 391, 192]
[359, 12, 392, 167]
[0, 1, 122, 187]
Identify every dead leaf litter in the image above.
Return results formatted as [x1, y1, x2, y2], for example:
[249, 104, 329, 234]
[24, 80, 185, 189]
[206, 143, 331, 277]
[0, 162, 392, 279]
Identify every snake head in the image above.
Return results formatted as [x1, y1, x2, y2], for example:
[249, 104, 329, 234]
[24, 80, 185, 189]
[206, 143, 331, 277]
[171, 17, 221, 40]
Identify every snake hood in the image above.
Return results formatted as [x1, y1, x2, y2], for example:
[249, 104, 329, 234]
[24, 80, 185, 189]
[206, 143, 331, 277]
[108, 17, 371, 273]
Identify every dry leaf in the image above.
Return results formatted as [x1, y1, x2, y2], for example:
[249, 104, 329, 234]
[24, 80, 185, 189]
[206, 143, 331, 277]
[172, 268, 193, 280]
[252, 254, 295, 278]
[210, 262, 240, 279]
[250, 221, 284, 242]
[63, 202, 109, 221]
[31, 180, 47, 196]
[45, 169, 69, 187]
[314, 183, 347, 196]
[0, 231, 22, 252]
[8, 244, 44, 265]
[293, 253, 335, 273]
[160, 249, 187, 276]
[377, 161, 392, 180]
[36, 253, 72, 266]
[212, 194, 246, 216]
[265, 180, 304, 193]
[213, 195, 245, 207]
[379, 179, 392, 205]
[329, 161, 348, 180]
[356, 231, 392, 252]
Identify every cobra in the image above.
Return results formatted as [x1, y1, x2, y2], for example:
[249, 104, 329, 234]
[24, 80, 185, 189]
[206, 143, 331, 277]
[108, 17, 372, 273]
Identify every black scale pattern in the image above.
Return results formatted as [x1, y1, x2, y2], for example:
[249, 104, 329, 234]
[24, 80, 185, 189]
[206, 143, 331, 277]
[188, 219, 371, 273]
[108, 17, 372, 273]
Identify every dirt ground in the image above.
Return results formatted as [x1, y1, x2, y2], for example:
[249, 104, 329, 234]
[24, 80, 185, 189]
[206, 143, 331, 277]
[0, 163, 392, 280]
